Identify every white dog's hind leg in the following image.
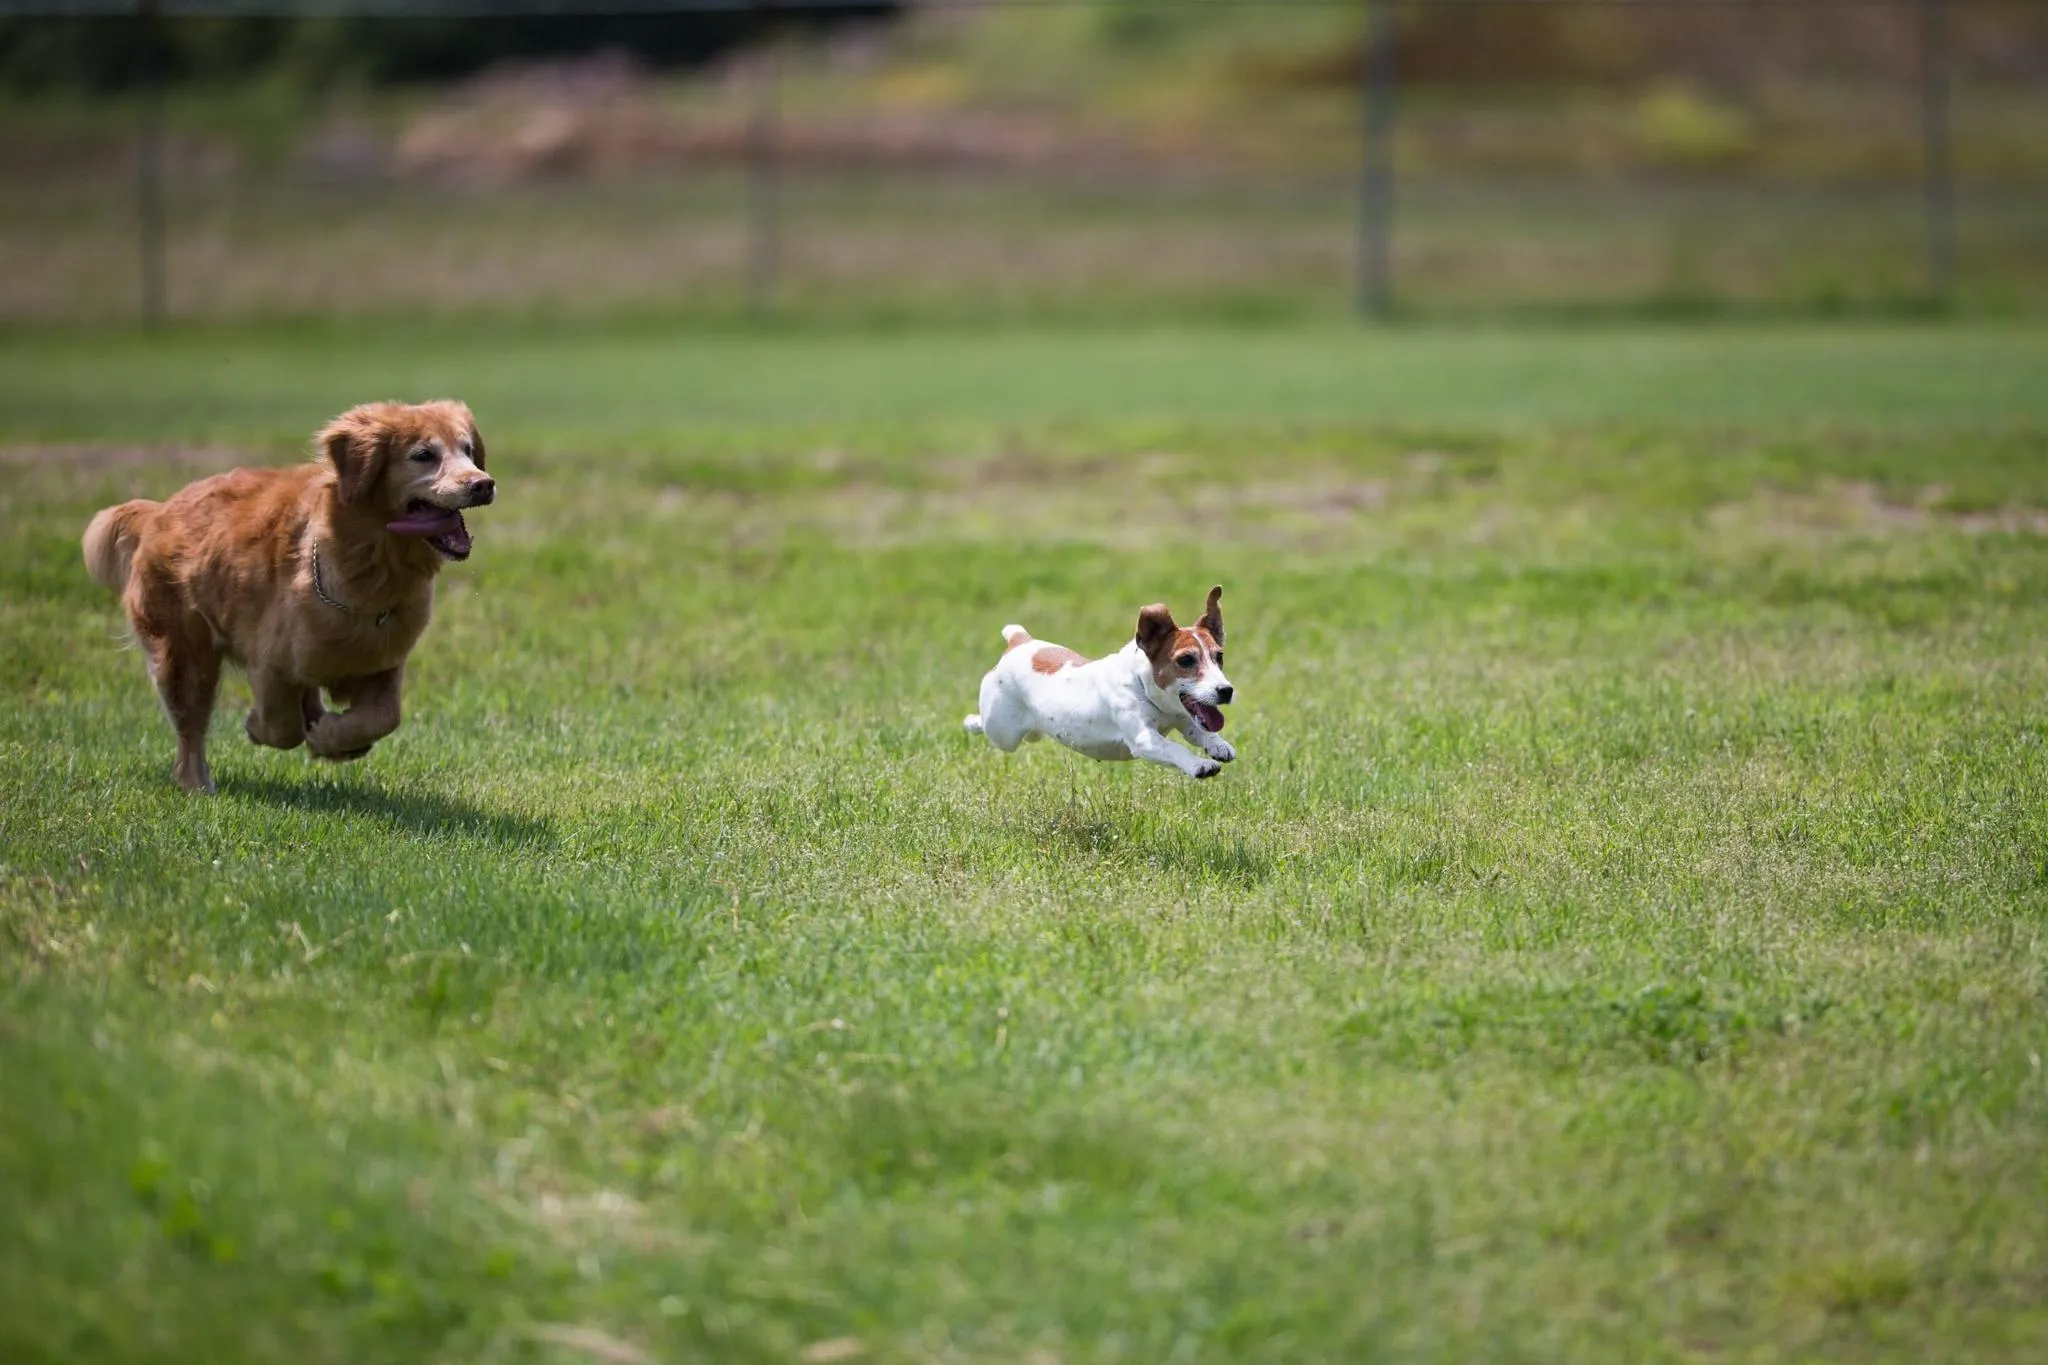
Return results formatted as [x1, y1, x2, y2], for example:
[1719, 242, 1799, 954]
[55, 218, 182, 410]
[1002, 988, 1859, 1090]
[963, 714, 985, 735]
[974, 698, 1032, 752]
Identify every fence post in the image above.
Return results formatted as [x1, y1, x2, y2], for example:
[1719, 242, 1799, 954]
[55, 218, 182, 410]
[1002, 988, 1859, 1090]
[1357, 0, 1396, 320]
[747, 0, 780, 318]
[1919, 0, 1955, 303]
[136, 0, 166, 326]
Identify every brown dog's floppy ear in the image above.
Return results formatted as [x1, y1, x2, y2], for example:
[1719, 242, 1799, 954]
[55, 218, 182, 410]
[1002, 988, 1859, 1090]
[1135, 603, 1177, 660]
[1198, 584, 1223, 646]
[319, 405, 390, 508]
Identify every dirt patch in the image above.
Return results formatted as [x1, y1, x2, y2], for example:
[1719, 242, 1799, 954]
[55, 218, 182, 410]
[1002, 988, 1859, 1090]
[714, 454, 1482, 554]
[393, 105, 1151, 185]
[386, 52, 1155, 186]
[494, 1182, 710, 1259]
[1710, 481, 2048, 539]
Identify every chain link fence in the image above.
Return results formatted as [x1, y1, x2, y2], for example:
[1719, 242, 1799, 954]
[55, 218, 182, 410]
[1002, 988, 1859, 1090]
[0, 0, 2041, 325]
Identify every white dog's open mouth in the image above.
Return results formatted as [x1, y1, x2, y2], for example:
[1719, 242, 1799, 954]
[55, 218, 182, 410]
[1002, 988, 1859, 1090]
[1183, 695, 1226, 732]
[387, 501, 473, 560]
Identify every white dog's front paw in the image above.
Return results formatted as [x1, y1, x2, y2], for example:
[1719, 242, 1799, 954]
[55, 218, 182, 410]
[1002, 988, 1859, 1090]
[1191, 758, 1222, 780]
[1201, 736, 1236, 763]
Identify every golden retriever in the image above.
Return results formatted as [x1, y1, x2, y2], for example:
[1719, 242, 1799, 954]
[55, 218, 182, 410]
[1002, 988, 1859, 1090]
[82, 400, 495, 793]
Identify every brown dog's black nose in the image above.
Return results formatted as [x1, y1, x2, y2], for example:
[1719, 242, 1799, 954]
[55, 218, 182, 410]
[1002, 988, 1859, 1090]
[469, 478, 496, 506]
[1217, 685, 1234, 704]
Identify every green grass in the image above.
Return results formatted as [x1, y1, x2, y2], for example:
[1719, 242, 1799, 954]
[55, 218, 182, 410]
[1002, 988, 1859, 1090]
[5, 320, 2048, 1363]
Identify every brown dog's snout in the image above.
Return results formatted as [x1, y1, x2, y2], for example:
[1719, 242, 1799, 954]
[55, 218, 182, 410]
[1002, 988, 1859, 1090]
[467, 477, 496, 506]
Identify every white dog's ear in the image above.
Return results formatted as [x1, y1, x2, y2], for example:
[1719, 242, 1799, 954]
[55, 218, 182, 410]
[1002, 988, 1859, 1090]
[319, 404, 393, 507]
[1198, 585, 1223, 646]
[1135, 603, 1177, 659]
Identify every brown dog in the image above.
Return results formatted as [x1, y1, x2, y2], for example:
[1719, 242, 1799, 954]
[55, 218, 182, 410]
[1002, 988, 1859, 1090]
[82, 401, 495, 793]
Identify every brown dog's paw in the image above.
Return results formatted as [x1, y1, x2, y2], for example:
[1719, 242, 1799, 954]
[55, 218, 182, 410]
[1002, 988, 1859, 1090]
[304, 717, 371, 762]
[308, 738, 374, 762]
[245, 710, 305, 751]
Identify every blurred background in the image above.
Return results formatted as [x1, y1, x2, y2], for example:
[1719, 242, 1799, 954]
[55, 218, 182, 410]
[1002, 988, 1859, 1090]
[1, 0, 2044, 326]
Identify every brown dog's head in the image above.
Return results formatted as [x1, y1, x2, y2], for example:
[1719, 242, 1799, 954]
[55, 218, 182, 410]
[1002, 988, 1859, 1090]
[318, 400, 494, 561]
[1134, 584, 1233, 733]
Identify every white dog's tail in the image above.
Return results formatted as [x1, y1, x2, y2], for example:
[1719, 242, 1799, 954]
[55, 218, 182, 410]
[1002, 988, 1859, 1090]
[963, 714, 985, 735]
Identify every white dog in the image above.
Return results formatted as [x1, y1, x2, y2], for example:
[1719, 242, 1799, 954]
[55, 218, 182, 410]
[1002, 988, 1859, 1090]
[964, 585, 1236, 779]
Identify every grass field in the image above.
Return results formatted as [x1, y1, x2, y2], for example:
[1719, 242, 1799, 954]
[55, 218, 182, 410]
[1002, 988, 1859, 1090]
[5, 320, 2048, 1363]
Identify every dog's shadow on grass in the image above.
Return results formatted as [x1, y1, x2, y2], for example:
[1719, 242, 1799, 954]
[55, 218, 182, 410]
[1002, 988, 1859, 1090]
[218, 772, 555, 850]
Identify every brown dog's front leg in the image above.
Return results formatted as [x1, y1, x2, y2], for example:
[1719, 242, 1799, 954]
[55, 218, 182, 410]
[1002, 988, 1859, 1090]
[245, 670, 313, 751]
[306, 668, 403, 762]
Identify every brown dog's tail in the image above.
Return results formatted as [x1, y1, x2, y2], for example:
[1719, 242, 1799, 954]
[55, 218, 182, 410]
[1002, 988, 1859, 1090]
[82, 500, 159, 593]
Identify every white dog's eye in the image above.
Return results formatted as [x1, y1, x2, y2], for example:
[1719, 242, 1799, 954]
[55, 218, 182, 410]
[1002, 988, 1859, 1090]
[409, 447, 436, 463]
[1213, 653, 1224, 667]
[1175, 652, 1197, 669]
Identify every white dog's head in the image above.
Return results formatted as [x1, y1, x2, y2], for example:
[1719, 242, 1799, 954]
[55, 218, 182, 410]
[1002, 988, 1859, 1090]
[1135, 585, 1233, 733]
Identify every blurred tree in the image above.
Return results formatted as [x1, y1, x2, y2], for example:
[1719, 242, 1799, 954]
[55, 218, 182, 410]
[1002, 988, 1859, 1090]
[0, 6, 899, 92]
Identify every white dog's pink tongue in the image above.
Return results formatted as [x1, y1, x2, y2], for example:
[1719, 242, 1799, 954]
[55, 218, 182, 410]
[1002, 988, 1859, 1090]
[388, 506, 463, 536]
[1187, 698, 1226, 732]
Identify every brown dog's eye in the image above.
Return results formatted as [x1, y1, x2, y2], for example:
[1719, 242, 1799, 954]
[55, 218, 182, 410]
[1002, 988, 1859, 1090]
[1175, 652, 1197, 668]
[409, 447, 436, 464]
[1214, 653, 1224, 667]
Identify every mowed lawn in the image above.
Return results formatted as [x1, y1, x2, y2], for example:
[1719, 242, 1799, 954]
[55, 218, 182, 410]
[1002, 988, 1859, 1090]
[4, 322, 2048, 1363]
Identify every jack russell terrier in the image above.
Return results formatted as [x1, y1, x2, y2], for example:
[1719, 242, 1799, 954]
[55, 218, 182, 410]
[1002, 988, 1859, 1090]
[964, 585, 1236, 779]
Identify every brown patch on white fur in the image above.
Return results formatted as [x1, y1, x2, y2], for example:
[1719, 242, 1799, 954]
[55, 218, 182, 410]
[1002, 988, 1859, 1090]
[81, 399, 493, 793]
[1135, 599, 1224, 692]
[1134, 603, 1177, 660]
[1031, 644, 1089, 674]
[1149, 626, 1219, 692]
[1198, 584, 1224, 645]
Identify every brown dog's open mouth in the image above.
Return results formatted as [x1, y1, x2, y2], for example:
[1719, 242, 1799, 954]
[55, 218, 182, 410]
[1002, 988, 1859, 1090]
[1182, 696, 1226, 732]
[387, 501, 473, 560]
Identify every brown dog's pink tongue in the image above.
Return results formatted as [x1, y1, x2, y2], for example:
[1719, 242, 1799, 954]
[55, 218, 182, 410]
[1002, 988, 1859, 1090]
[388, 506, 463, 536]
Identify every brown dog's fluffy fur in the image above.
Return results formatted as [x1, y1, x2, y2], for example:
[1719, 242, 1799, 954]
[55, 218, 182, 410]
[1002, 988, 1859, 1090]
[83, 400, 494, 793]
